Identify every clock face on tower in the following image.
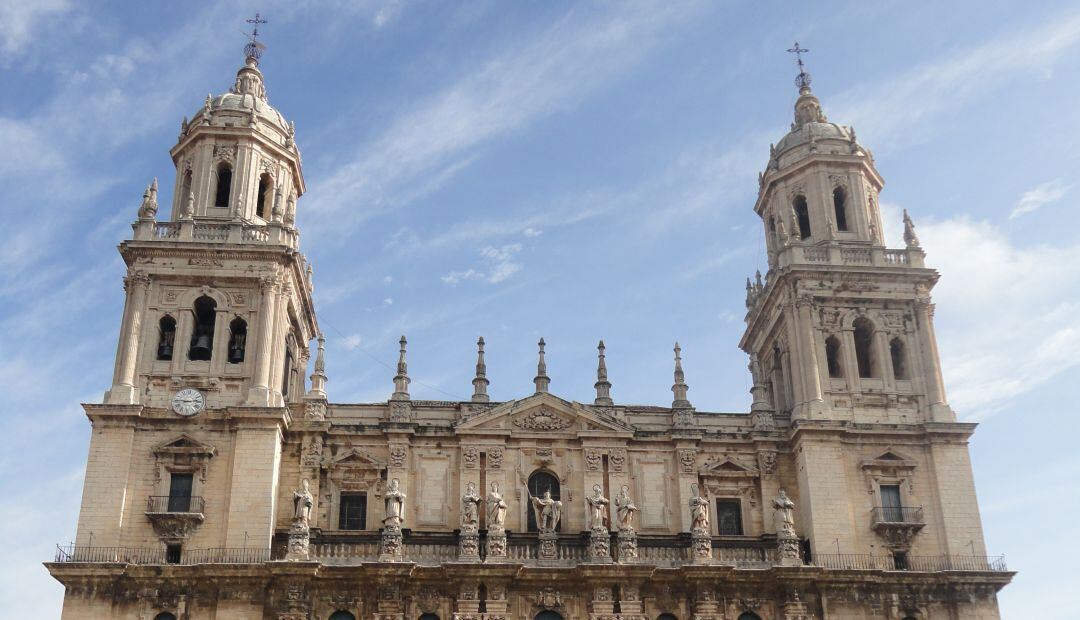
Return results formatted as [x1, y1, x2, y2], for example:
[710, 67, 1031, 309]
[171, 388, 205, 417]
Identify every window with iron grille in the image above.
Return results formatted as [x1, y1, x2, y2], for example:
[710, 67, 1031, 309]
[339, 492, 367, 530]
[715, 499, 743, 535]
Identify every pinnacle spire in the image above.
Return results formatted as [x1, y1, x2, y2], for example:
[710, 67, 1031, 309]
[392, 335, 410, 401]
[903, 209, 921, 248]
[534, 338, 550, 394]
[471, 337, 490, 403]
[671, 342, 691, 409]
[594, 340, 613, 406]
[308, 334, 328, 399]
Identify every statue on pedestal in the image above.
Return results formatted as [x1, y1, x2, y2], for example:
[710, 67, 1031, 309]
[383, 478, 406, 528]
[487, 482, 508, 529]
[614, 485, 638, 531]
[585, 484, 610, 531]
[689, 483, 710, 534]
[461, 482, 482, 530]
[527, 486, 562, 533]
[292, 479, 313, 524]
[773, 489, 797, 538]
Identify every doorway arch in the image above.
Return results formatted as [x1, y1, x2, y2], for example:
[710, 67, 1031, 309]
[535, 612, 563, 620]
[527, 470, 561, 532]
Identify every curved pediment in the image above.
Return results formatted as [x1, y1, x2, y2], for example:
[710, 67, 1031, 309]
[455, 392, 634, 436]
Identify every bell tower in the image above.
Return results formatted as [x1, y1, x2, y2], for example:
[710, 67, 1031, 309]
[103, 35, 317, 410]
[739, 50, 953, 426]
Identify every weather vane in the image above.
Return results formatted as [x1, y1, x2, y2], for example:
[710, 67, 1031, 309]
[244, 12, 268, 63]
[787, 42, 812, 89]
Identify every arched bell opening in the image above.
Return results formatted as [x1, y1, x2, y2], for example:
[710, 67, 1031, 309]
[188, 296, 217, 361]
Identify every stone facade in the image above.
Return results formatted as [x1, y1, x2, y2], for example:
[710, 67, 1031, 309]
[46, 46, 1011, 620]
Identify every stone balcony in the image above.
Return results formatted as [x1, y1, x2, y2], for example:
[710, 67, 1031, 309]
[780, 243, 925, 270]
[131, 218, 300, 249]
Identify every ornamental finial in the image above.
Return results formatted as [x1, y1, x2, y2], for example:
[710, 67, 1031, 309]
[672, 342, 691, 408]
[308, 334, 328, 399]
[787, 42, 812, 92]
[243, 13, 268, 65]
[903, 209, 921, 248]
[392, 335, 410, 400]
[594, 340, 613, 406]
[472, 336, 490, 403]
[534, 338, 550, 394]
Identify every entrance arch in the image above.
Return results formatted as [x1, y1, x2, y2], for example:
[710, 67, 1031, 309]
[527, 470, 561, 532]
[535, 612, 564, 620]
[738, 613, 762, 620]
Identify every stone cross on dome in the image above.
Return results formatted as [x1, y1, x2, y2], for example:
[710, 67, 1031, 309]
[787, 41, 812, 91]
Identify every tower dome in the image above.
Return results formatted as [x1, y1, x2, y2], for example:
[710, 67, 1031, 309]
[189, 56, 293, 145]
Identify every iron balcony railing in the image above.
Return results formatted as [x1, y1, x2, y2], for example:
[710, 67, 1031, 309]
[146, 495, 205, 514]
[872, 506, 924, 524]
[53, 545, 269, 565]
[814, 553, 1008, 572]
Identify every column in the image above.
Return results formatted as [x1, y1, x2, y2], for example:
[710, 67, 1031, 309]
[793, 296, 824, 417]
[106, 273, 150, 404]
[876, 328, 896, 391]
[916, 300, 953, 421]
[246, 277, 277, 406]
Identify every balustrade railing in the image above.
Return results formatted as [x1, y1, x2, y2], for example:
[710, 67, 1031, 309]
[193, 223, 229, 240]
[154, 222, 180, 239]
[814, 553, 1007, 572]
[146, 495, 204, 514]
[871, 506, 924, 525]
[53, 545, 268, 565]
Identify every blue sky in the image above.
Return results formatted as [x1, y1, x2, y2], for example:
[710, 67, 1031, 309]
[2, 0, 1079, 616]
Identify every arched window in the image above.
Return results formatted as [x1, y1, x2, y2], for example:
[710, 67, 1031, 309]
[890, 337, 907, 380]
[328, 612, 356, 620]
[825, 335, 843, 378]
[526, 470, 561, 532]
[535, 612, 564, 620]
[833, 186, 849, 231]
[737, 614, 762, 620]
[157, 315, 177, 361]
[154, 614, 178, 620]
[657, 615, 679, 620]
[793, 195, 811, 240]
[213, 164, 233, 209]
[853, 317, 876, 378]
[228, 317, 247, 364]
[188, 296, 217, 361]
[768, 216, 777, 245]
[256, 173, 273, 219]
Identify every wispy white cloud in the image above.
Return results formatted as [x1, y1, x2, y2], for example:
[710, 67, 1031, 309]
[914, 214, 1080, 418]
[834, 9, 1080, 149]
[442, 243, 523, 285]
[305, 0, 709, 231]
[1010, 179, 1070, 219]
[0, 0, 72, 62]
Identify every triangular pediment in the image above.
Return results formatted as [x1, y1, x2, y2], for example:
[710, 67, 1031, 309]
[861, 447, 917, 470]
[455, 392, 633, 435]
[153, 433, 215, 456]
[329, 448, 384, 469]
[702, 457, 756, 477]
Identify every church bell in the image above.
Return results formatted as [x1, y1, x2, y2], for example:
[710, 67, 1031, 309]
[190, 334, 213, 360]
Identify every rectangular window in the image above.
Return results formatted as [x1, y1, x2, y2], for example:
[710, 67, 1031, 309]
[166, 544, 182, 564]
[339, 493, 367, 530]
[715, 499, 743, 536]
[880, 484, 902, 522]
[168, 473, 194, 512]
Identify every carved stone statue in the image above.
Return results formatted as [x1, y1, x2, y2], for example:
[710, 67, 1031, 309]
[773, 489, 797, 538]
[461, 481, 482, 529]
[689, 483, 710, 534]
[487, 482, 508, 528]
[614, 485, 638, 531]
[292, 479, 313, 524]
[383, 478, 406, 527]
[527, 486, 563, 533]
[585, 484, 610, 531]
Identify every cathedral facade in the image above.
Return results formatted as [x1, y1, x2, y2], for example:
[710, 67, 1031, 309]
[47, 43, 1012, 620]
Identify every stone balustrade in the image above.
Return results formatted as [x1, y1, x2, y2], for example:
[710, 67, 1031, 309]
[782, 244, 924, 269]
[134, 218, 298, 248]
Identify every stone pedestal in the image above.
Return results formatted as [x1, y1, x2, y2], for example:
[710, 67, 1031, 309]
[379, 524, 403, 562]
[459, 526, 480, 562]
[485, 526, 507, 561]
[691, 532, 713, 564]
[616, 529, 638, 563]
[285, 520, 310, 560]
[588, 527, 612, 563]
[538, 531, 559, 562]
[777, 533, 802, 567]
